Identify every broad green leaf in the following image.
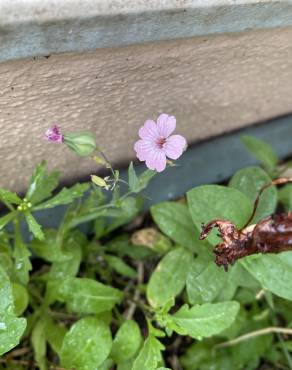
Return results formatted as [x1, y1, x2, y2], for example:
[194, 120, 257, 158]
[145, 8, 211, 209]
[24, 212, 44, 240]
[132, 336, 164, 370]
[187, 257, 229, 304]
[12, 283, 29, 316]
[31, 229, 67, 262]
[60, 317, 112, 370]
[49, 231, 84, 279]
[278, 184, 292, 211]
[187, 185, 253, 244]
[0, 315, 27, 355]
[105, 255, 137, 278]
[13, 240, 32, 285]
[111, 320, 142, 363]
[99, 359, 114, 370]
[172, 301, 240, 339]
[147, 247, 192, 308]
[229, 166, 277, 223]
[56, 277, 123, 314]
[0, 211, 18, 231]
[242, 252, 292, 301]
[0, 189, 21, 205]
[33, 183, 90, 210]
[151, 202, 209, 252]
[156, 368, 171, 370]
[241, 135, 278, 171]
[26, 161, 59, 205]
[0, 265, 14, 314]
[32, 320, 47, 370]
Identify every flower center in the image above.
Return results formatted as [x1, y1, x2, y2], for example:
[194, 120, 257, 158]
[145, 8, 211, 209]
[156, 137, 166, 149]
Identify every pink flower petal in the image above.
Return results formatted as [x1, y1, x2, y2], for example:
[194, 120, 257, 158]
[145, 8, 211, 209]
[145, 150, 167, 172]
[134, 140, 154, 161]
[157, 114, 176, 138]
[139, 120, 159, 140]
[164, 135, 187, 160]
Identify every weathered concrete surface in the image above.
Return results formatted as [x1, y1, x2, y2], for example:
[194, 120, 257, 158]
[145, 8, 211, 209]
[1, 0, 292, 61]
[1, 27, 292, 192]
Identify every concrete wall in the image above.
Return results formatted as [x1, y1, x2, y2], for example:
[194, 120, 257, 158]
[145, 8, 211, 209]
[1, 0, 292, 193]
[1, 27, 292, 192]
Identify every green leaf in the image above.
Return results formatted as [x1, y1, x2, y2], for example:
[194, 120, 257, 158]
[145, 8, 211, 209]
[32, 320, 47, 370]
[12, 283, 29, 316]
[128, 162, 139, 192]
[128, 164, 156, 193]
[0, 211, 18, 231]
[31, 229, 66, 262]
[0, 315, 27, 356]
[26, 161, 59, 205]
[151, 202, 209, 252]
[49, 230, 84, 279]
[111, 320, 142, 363]
[132, 336, 164, 370]
[45, 317, 67, 355]
[186, 255, 230, 304]
[241, 135, 278, 171]
[0, 189, 21, 205]
[147, 247, 192, 308]
[172, 301, 240, 339]
[229, 166, 277, 223]
[242, 252, 292, 301]
[105, 255, 137, 278]
[278, 184, 292, 211]
[60, 317, 112, 370]
[13, 240, 32, 285]
[0, 265, 14, 314]
[56, 277, 123, 314]
[34, 183, 90, 210]
[24, 212, 44, 240]
[187, 185, 253, 244]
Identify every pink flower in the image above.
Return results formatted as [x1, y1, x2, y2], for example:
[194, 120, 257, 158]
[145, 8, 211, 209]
[134, 114, 187, 172]
[45, 125, 64, 143]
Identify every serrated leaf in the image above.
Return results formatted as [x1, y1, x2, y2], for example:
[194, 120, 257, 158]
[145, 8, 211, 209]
[34, 183, 90, 210]
[26, 161, 59, 205]
[0, 189, 21, 205]
[172, 301, 240, 339]
[132, 336, 164, 370]
[56, 277, 123, 314]
[60, 317, 112, 370]
[187, 185, 253, 245]
[24, 212, 44, 240]
[151, 202, 209, 252]
[147, 247, 192, 308]
[111, 320, 142, 363]
[229, 166, 277, 223]
[241, 135, 278, 171]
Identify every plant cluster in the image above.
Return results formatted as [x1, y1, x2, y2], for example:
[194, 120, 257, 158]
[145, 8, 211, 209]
[0, 117, 292, 370]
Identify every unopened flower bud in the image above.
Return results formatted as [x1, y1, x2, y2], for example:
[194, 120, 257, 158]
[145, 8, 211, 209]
[64, 132, 96, 157]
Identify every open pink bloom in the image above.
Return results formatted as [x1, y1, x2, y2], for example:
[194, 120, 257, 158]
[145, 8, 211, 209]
[45, 125, 64, 143]
[134, 114, 187, 172]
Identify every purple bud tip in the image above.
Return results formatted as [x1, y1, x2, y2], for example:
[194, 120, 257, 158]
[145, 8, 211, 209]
[45, 125, 64, 143]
